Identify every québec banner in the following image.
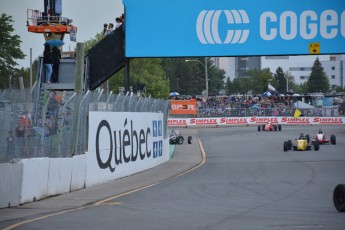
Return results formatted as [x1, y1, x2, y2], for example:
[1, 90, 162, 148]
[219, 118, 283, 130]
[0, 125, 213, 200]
[123, 0, 345, 57]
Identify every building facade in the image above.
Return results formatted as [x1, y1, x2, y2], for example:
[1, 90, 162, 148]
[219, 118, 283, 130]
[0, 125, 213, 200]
[215, 55, 345, 89]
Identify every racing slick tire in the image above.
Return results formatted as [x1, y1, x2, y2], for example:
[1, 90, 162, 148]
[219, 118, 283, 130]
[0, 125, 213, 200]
[314, 139, 320, 151]
[262, 125, 265, 131]
[278, 124, 282, 131]
[188, 136, 192, 144]
[258, 126, 261, 132]
[331, 135, 336, 145]
[177, 136, 184, 145]
[287, 140, 292, 150]
[333, 184, 345, 212]
[274, 125, 277, 131]
[283, 141, 288, 152]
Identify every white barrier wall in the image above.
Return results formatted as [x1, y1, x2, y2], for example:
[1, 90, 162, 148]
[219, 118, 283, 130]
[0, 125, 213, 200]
[0, 162, 22, 208]
[168, 117, 345, 127]
[47, 158, 73, 196]
[20, 158, 50, 204]
[70, 155, 86, 192]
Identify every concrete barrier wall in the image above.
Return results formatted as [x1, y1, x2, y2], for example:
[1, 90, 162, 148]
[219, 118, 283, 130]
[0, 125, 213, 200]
[70, 155, 86, 192]
[47, 158, 73, 196]
[0, 162, 22, 208]
[20, 158, 50, 204]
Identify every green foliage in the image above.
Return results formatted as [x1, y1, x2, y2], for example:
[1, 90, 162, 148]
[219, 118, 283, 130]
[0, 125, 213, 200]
[84, 32, 104, 54]
[162, 58, 202, 96]
[274, 67, 287, 93]
[161, 57, 226, 96]
[208, 63, 226, 95]
[331, 85, 345, 92]
[126, 58, 170, 99]
[307, 57, 330, 93]
[0, 13, 25, 88]
[225, 77, 233, 94]
[297, 81, 309, 94]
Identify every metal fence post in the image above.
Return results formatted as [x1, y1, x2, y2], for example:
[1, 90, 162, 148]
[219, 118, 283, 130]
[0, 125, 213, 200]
[74, 90, 90, 156]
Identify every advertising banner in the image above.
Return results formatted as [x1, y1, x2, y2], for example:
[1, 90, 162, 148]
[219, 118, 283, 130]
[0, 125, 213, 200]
[170, 100, 197, 115]
[124, 0, 345, 57]
[168, 117, 345, 127]
[86, 112, 169, 187]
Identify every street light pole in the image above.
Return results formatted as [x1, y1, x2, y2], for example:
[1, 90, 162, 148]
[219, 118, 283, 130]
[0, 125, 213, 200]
[205, 57, 208, 98]
[185, 57, 208, 97]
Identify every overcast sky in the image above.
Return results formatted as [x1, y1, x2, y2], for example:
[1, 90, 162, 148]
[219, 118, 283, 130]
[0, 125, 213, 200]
[1, 0, 124, 68]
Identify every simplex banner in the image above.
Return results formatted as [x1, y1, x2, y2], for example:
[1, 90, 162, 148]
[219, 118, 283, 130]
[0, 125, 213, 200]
[168, 117, 345, 127]
[123, 0, 345, 57]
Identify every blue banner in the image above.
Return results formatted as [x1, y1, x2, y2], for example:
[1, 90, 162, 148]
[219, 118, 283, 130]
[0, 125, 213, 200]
[123, 0, 345, 57]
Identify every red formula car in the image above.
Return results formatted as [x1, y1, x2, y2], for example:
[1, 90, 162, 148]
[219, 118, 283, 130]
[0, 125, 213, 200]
[311, 129, 336, 145]
[258, 122, 282, 131]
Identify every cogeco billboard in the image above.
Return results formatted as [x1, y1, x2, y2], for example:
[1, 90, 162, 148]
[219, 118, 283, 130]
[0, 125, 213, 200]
[123, 0, 345, 57]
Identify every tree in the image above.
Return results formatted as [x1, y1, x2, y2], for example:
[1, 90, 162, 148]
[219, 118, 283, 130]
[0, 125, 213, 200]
[307, 58, 330, 93]
[274, 67, 287, 93]
[246, 68, 274, 94]
[0, 13, 25, 88]
[208, 62, 226, 95]
[162, 58, 203, 96]
[225, 77, 233, 94]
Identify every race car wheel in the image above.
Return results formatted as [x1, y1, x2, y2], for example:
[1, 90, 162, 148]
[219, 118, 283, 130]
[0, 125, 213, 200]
[258, 126, 261, 131]
[314, 139, 320, 151]
[177, 136, 184, 145]
[287, 140, 292, 150]
[283, 141, 288, 152]
[278, 124, 282, 131]
[274, 125, 277, 131]
[331, 135, 336, 145]
[262, 125, 265, 131]
[333, 184, 345, 212]
[188, 136, 192, 144]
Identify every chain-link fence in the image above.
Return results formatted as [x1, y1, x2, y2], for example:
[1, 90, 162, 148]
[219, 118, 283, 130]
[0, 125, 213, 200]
[0, 89, 169, 163]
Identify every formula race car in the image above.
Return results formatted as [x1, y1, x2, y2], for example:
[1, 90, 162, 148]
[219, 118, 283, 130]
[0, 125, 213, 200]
[169, 129, 192, 145]
[283, 134, 320, 151]
[169, 129, 184, 144]
[311, 129, 336, 145]
[258, 122, 282, 131]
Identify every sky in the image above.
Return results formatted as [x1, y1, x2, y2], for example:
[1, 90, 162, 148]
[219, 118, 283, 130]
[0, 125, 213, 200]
[1, 0, 124, 68]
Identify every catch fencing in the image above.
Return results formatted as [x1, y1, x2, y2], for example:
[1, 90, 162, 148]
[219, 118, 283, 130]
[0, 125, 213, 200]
[0, 89, 169, 163]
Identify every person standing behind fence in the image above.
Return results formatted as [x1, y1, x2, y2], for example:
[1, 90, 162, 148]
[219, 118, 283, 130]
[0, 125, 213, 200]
[6, 130, 15, 160]
[104, 23, 114, 36]
[102, 23, 108, 35]
[51, 46, 61, 83]
[43, 44, 53, 83]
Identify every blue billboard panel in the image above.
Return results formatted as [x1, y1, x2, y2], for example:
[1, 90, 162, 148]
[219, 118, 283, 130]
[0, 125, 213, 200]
[123, 0, 345, 57]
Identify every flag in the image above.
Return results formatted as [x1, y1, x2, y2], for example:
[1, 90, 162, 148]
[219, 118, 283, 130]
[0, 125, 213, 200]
[268, 83, 276, 91]
[294, 109, 302, 118]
